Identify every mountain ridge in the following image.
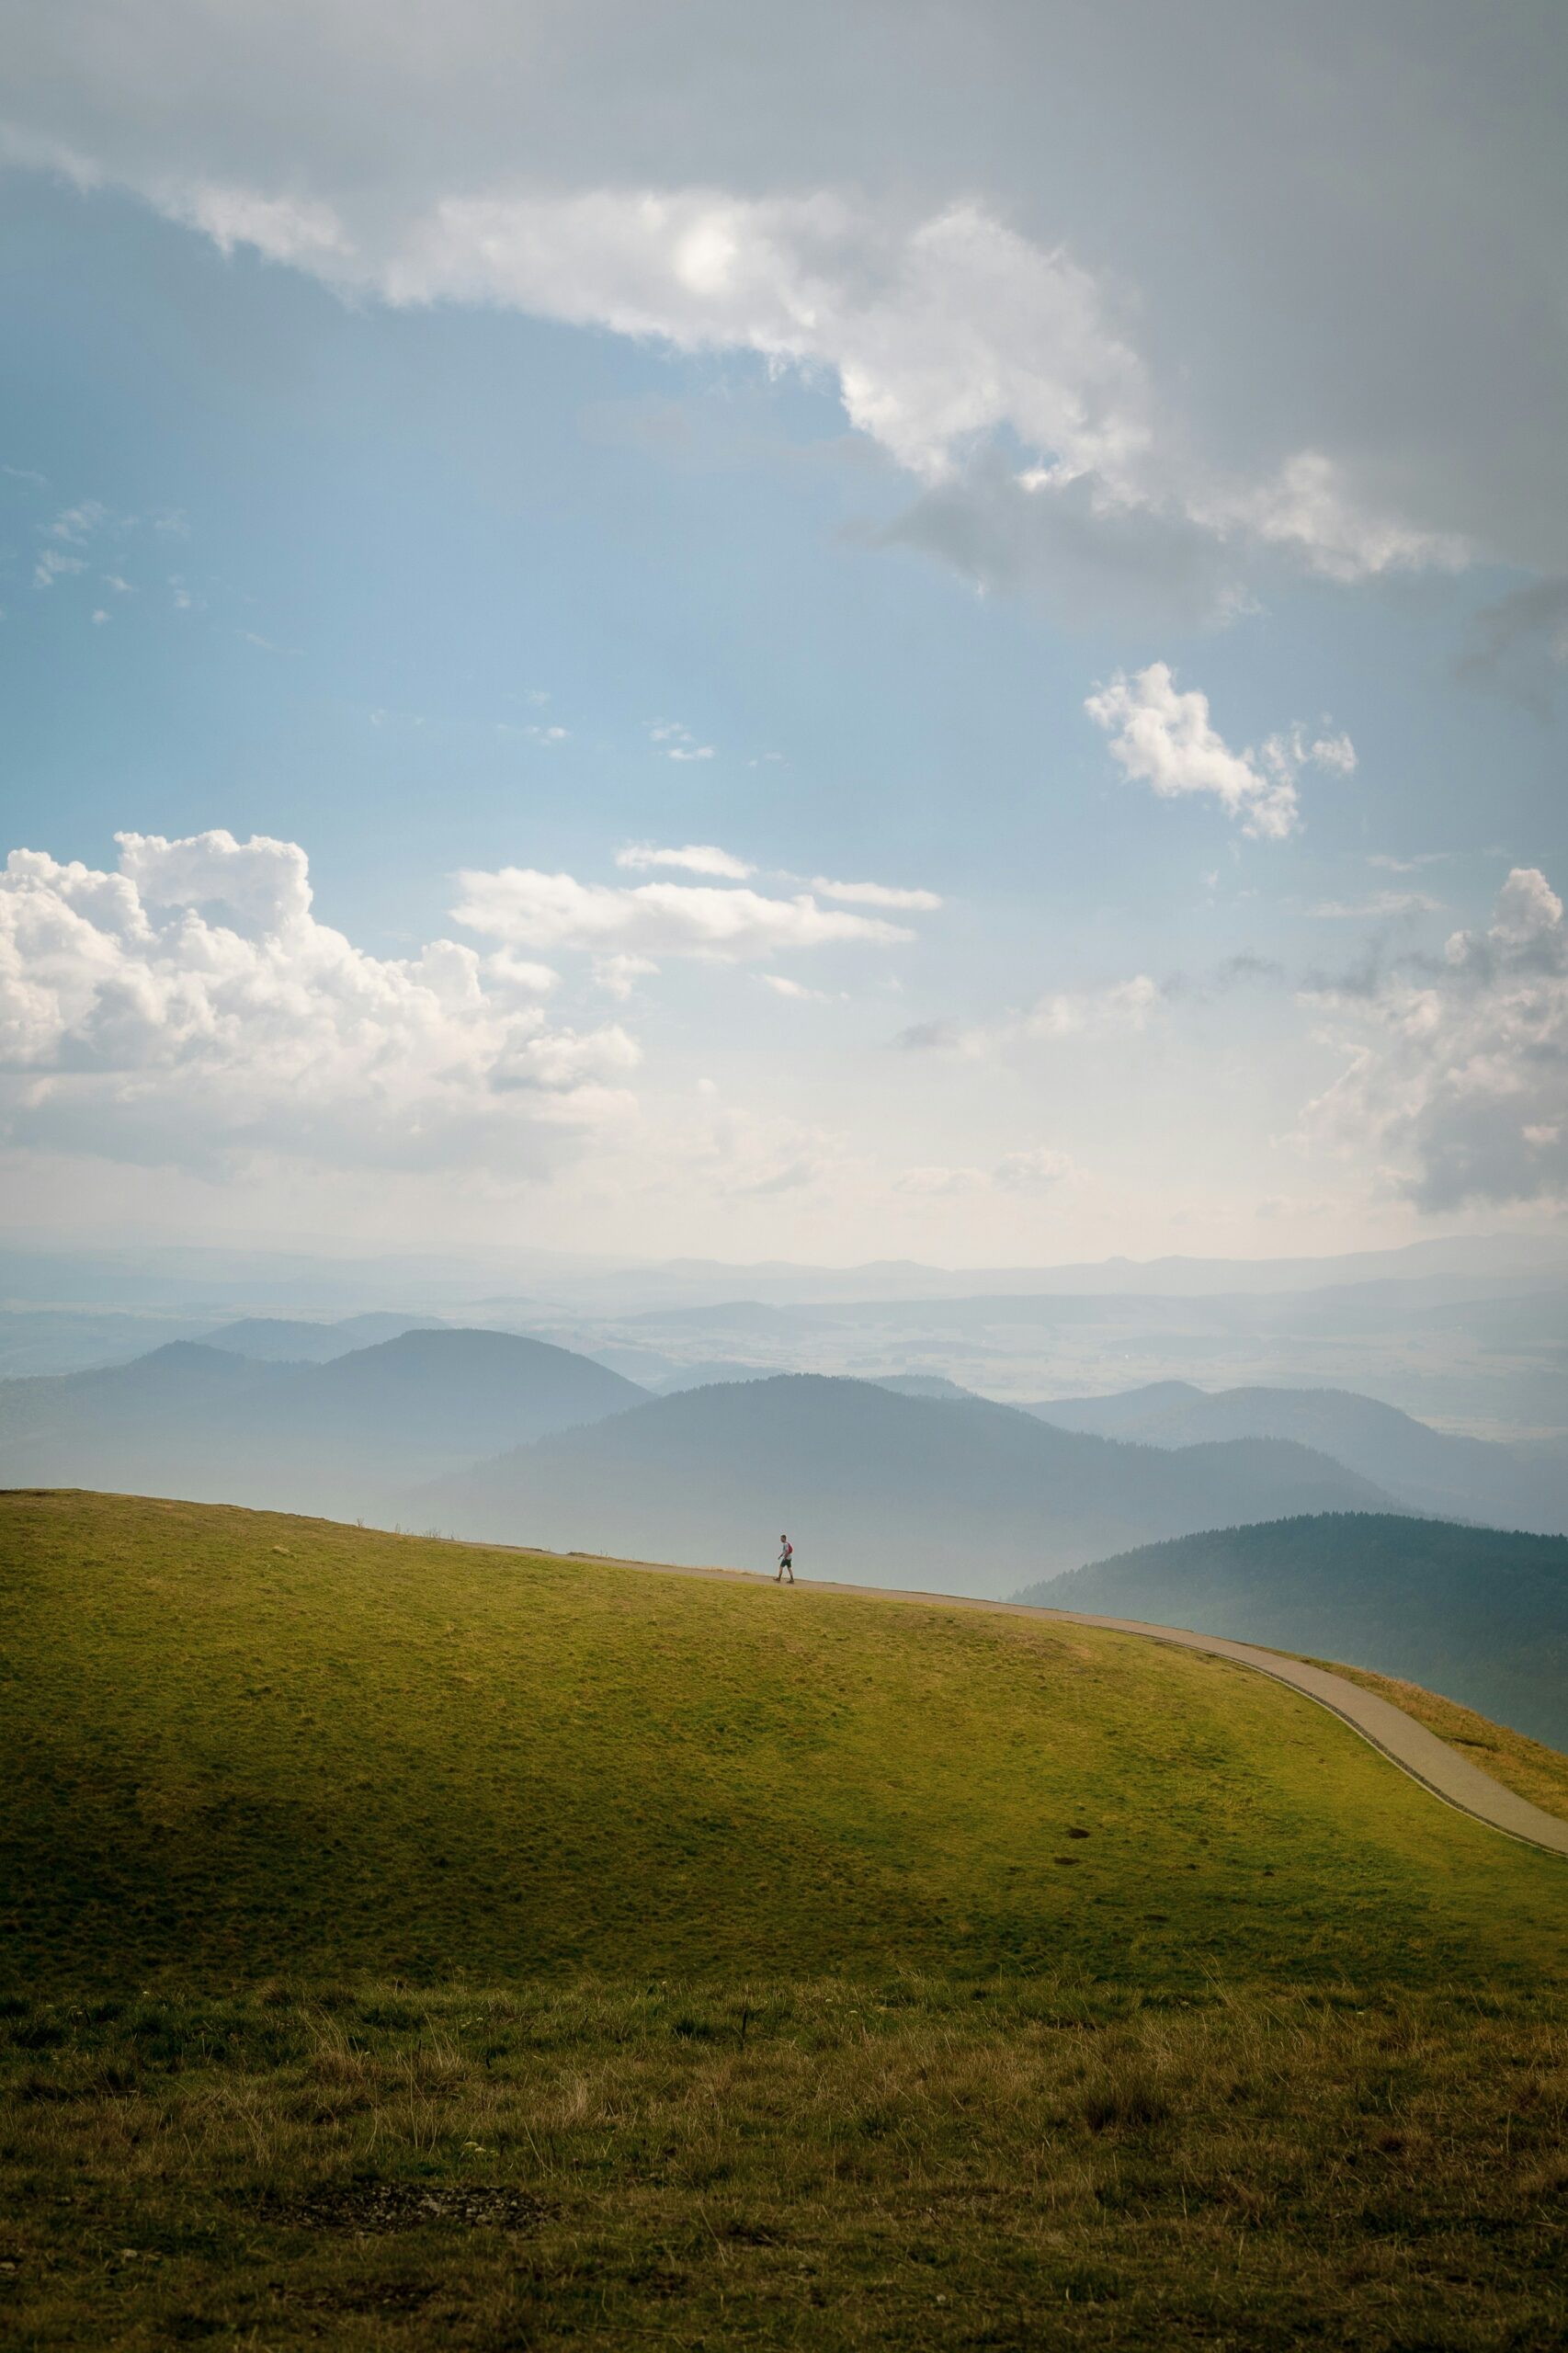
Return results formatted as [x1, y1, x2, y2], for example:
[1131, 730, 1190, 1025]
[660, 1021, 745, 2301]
[415, 1371, 1406, 1593]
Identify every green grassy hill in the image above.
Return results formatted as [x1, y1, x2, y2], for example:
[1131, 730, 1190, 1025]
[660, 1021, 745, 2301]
[7, 1490, 1568, 2350]
[6, 1489, 1567, 1994]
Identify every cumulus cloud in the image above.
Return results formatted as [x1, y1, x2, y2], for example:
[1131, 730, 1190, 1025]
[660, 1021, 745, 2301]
[0, 831, 637, 1174]
[592, 953, 658, 999]
[452, 866, 915, 960]
[812, 875, 942, 911]
[1299, 866, 1568, 1210]
[1085, 663, 1354, 839]
[616, 841, 754, 880]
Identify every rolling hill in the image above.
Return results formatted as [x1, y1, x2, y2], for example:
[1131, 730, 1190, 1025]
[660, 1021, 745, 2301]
[1025, 1380, 1568, 1532]
[6, 1489, 1565, 1991]
[0, 1328, 644, 1515]
[417, 1372, 1405, 1591]
[7, 1487, 1568, 2352]
[1016, 1513, 1568, 1749]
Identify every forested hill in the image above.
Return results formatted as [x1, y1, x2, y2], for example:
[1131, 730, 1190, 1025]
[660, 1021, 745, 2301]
[1016, 1514, 1568, 1749]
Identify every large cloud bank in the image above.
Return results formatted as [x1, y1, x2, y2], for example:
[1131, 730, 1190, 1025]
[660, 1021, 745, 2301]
[0, 831, 638, 1172]
[6, 0, 1557, 612]
[1304, 868, 1568, 1210]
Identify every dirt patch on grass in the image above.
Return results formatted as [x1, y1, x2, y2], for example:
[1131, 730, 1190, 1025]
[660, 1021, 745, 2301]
[272, 2181, 550, 2233]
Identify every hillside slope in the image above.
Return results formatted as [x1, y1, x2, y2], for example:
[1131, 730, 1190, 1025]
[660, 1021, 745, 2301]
[4, 1490, 1566, 1995]
[1027, 1381, 1568, 1532]
[1017, 1513, 1568, 1748]
[418, 1372, 1403, 1591]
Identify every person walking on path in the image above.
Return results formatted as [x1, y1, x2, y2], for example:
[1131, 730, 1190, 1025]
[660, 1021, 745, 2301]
[777, 1533, 794, 1583]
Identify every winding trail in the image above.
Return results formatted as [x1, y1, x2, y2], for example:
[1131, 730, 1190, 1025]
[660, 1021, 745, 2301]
[530, 1544, 1568, 1860]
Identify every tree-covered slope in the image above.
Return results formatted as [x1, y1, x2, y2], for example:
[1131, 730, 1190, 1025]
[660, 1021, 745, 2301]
[1017, 1513, 1568, 1748]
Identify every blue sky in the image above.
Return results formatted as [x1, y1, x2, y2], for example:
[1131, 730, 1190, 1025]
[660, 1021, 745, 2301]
[1, 3, 1564, 1266]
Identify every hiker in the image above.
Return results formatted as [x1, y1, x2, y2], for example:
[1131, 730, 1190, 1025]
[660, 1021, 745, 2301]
[777, 1532, 794, 1583]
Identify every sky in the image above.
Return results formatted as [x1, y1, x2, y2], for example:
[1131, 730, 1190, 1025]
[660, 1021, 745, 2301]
[0, 0, 1564, 1268]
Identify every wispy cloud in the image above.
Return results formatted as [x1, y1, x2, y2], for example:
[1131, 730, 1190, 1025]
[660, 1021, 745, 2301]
[48, 499, 107, 542]
[453, 866, 919, 961]
[899, 975, 1159, 1059]
[895, 1145, 1078, 1196]
[649, 720, 715, 761]
[1310, 891, 1445, 919]
[616, 842, 754, 881]
[33, 548, 85, 587]
[812, 876, 942, 911]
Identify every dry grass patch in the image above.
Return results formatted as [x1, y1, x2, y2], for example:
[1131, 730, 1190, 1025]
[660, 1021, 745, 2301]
[3, 1978, 1567, 2348]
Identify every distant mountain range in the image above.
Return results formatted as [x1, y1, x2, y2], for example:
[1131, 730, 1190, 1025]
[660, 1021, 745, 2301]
[0, 1329, 642, 1515]
[198, 1312, 444, 1362]
[15, 1322, 1567, 1630]
[1026, 1381, 1568, 1535]
[1013, 1516, 1568, 1751]
[415, 1373, 1403, 1592]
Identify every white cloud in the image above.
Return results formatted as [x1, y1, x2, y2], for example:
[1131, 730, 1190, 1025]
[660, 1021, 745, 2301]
[0, 104, 1463, 603]
[34, 548, 85, 587]
[1197, 451, 1465, 585]
[1299, 867, 1568, 1210]
[812, 876, 942, 911]
[893, 1163, 989, 1195]
[1085, 663, 1355, 839]
[1309, 891, 1445, 919]
[649, 720, 714, 760]
[994, 1144, 1075, 1189]
[899, 974, 1158, 1058]
[593, 953, 659, 999]
[90, 608, 109, 625]
[894, 1145, 1077, 1196]
[9, 5, 1564, 609]
[617, 841, 755, 880]
[0, 831, 637, 1174]
[758, 973, 828, 1001]
[49, 499, 106, 542]
[452, 867, 915, 961]
[1018, 976, 1159, 1042]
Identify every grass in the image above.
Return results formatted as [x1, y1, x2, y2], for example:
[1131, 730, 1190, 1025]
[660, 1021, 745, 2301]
[6, 1490, 1568, 1994]
[4, 1980, 1567, 2349]
[5, 1489, 1568, 2347]
[1299, 1656, 1568, 1824]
